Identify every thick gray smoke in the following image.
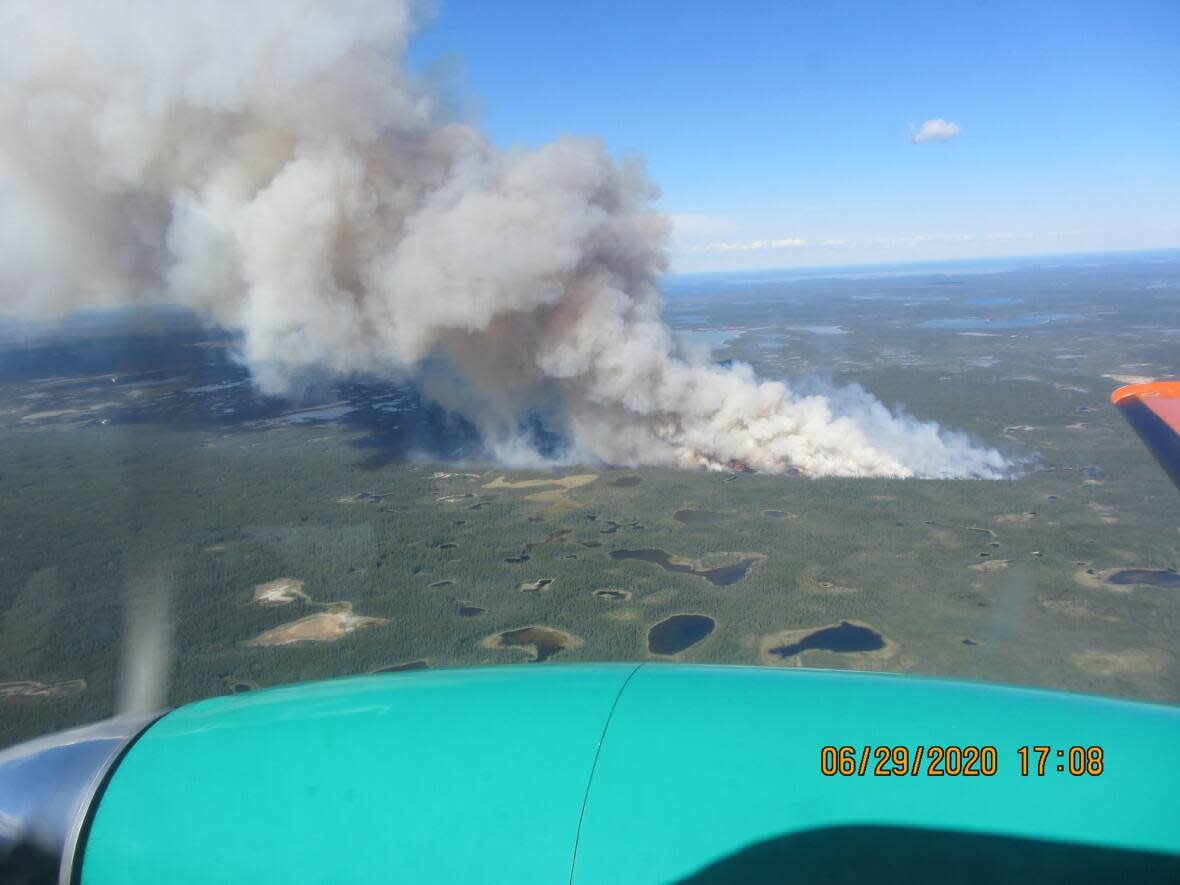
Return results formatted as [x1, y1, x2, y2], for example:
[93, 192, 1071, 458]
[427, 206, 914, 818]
[0, 0, 1007, 478]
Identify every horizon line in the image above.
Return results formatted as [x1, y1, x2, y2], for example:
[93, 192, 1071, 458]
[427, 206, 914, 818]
[663, 245, 1180, 279]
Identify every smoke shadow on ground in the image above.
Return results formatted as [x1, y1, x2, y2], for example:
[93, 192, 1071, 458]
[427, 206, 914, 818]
[340, 388, 484, 469]
[0, 315, 537, 469]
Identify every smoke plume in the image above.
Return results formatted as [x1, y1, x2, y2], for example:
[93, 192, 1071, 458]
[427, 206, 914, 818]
[0, 0, 1007, 478]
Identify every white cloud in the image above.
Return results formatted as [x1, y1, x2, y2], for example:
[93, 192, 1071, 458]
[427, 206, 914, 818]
[689, 236, 807, 254]
[911, 118, 961, 144]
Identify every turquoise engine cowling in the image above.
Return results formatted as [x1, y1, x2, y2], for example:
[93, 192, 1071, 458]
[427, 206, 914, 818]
[78, 664, 1180, 883]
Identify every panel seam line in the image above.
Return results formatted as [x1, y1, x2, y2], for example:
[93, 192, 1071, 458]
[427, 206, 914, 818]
[568, 662, 644, 885]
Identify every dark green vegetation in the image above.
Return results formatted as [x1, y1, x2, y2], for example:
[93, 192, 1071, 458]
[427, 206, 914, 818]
[673, 510, 726, 525]
[2, 253, 1179, 747]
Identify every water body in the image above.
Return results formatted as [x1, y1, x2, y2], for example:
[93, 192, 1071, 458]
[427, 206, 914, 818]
[918, 313, 1081, 331]
[354, 491, 395, 502]
[269, 404, 356, 424]
[675, 328, 743, 354]
[374, 660, 428, 673]
[610, 549, 760, 587]
[611, 476, 642, 487]
[673, 509, 726, 525]
[186, 379, 249, 394]
[1107, 569, 1180, 588]
[783, 324, 847, 335]
[763, 509, 791, 519]
[600, 519, 641, 534]
[964, 296, 1023, 306]
[768, 621, 885, 658]
[457, 604, 486, 617]
[648, 614, 716, 655]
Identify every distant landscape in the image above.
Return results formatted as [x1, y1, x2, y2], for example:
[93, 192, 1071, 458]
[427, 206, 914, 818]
[2, 250, 1178, 748]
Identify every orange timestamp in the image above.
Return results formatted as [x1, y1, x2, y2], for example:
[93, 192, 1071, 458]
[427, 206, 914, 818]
[821, 745, 999, 777]
[819, 745, 1105, 777]
[1016, 745, 1105, 776]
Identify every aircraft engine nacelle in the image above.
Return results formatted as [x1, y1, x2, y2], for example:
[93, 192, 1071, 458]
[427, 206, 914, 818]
[3, 664, 1179, 884]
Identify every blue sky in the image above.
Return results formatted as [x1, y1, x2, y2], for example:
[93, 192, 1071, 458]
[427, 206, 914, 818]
[408, 0, 1180, 272]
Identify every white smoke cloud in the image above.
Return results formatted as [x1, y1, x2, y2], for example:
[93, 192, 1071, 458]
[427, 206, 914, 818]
[0, 0, 1007, 478]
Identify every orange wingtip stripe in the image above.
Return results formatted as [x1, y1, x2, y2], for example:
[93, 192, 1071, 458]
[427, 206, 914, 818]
[1110, 381, 1180, 406]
